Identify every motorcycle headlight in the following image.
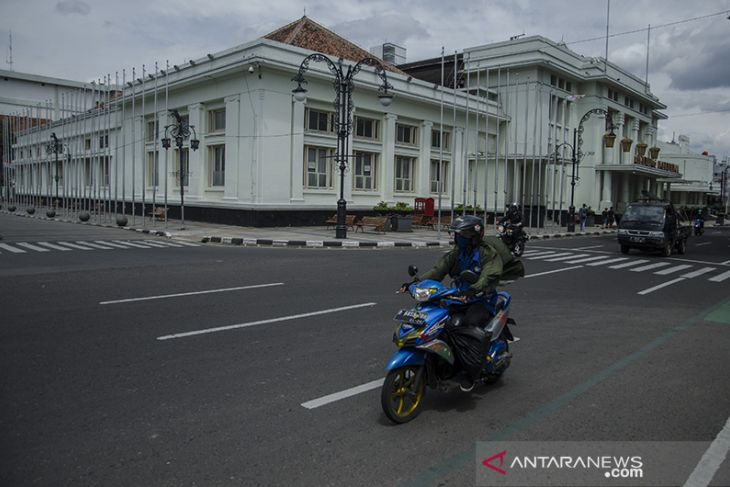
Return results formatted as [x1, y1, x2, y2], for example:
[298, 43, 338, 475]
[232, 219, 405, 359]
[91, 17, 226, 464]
[414, 287, 436, 302]
[497, 225, 504, 232]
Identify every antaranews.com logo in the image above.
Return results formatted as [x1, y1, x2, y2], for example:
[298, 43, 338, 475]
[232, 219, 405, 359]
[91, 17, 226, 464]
[482, 450, 643, 479]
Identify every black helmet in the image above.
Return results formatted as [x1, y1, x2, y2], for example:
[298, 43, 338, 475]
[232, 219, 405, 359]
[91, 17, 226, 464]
[510, 202, 519, 211]
[450, 215, 484, 241]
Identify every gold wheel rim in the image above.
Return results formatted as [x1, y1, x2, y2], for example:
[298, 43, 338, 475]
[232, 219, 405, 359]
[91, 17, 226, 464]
[389, 367, 424, 418]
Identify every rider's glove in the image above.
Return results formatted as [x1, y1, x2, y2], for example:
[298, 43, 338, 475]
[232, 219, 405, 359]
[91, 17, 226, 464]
[399, 282, 412, 293]
[462, 287, 477, 299]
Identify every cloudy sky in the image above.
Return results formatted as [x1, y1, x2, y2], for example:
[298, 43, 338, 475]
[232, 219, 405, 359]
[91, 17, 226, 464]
[2, 0, 729, 159]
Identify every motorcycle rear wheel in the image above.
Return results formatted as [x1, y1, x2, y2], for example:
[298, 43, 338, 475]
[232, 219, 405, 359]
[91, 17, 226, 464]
[381, 365, 426, 424]
[512, 240, 525, 256]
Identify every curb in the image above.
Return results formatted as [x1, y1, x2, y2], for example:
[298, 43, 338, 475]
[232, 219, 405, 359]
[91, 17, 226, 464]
[200, 235, 451, 248]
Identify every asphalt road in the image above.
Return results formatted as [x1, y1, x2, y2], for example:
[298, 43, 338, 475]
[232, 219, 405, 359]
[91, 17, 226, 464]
[1, 213, 729, 486]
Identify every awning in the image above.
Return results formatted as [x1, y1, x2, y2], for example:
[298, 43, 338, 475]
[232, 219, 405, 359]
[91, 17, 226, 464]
[599, 164, 681, 179]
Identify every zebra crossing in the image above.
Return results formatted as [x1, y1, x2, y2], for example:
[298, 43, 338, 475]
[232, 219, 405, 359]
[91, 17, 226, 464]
[0, 239, 200, 255]
[521, 249, 730, 283]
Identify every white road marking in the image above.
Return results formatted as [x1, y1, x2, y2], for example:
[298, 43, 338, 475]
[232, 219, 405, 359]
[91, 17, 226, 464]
[587, 257, 629, 266]
[637, 278, 686, 295]
[149, 240, 184, 247]
[111, 240, 152, 248]
[682, 267, 716, 279]
[654, 264, 693, 275]
[168, 240, 200, 247]
[521, 250, 544, 256]
[0, 243, 26, 253]
[709, 270, 730, 283]
[156, 302, 377, 340]
[15, 242, 51, 252]
[36, 242, 72, 251]
[574, 245, 604, 250]
[522, 251, 560, 258]
[563, 255, 613, 264]
[609, 259, 650, 269]
[94, 240, 131, 249]
[130, 240, 167, 248]
[525, 266, 583, 278]
[101, 282, 284, 305]
[683, 413, 730, 487]
[695, 242, 712, 246]
[545, 253, 590, 262]
[528, 252, 574, 260]
[57, 241, 94, 250]
[301, 378, 384, 409]
[509, 337, 521, 343]
[630, 262, 673, 272]
[721, 260, 730, 265]
[77, 241, 114, 250]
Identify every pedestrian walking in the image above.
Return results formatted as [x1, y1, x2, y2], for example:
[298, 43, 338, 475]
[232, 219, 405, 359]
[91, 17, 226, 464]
[602, 208, 608, 228]
[579, 204, 588, 232]
[608, 207, 615, 228]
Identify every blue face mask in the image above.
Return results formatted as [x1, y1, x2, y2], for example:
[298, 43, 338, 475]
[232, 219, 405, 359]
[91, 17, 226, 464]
[455, 234, 471, 250]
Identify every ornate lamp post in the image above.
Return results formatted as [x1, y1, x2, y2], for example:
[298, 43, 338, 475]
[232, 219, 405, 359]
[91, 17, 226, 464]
[554, 109, 616, 232]
[46, 132, 67, 212]
[162, 109, 199, 229]
[292, 54, 393, 239]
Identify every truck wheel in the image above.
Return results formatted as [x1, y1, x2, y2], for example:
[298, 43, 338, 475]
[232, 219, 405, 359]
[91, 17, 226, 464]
[677, 238, 687, 255]
[620, 245, 630, 254]
[662, 241, 672, 257]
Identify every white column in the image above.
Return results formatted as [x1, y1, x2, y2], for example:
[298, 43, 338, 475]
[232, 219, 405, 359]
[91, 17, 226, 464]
[381, 113, 397, 203]
[453, 127, 464, 206]
[223, 95, 240, 201]
[290, 98, 305, 203]
[187, 103, 203, 198]
[418, 121, 433, 196]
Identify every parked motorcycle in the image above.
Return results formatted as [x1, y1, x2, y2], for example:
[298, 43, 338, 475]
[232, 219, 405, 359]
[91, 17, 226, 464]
[693, 217, 704, 236]
[497, 223, 528, 256]
[381, 266, 515, 424]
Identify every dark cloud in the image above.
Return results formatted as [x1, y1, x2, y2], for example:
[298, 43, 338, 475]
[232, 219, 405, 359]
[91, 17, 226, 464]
[55, 0, 91, 16]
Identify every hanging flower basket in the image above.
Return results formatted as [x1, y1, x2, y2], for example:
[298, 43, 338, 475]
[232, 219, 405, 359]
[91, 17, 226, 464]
[620, 138, 633, 152]
[635, 142, 648, 157]
[603, 132, 617, 148]
[649, 146, 661, 159]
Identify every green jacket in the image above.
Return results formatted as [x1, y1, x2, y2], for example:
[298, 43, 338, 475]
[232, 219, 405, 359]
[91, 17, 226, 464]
[419, 236, 524, 295]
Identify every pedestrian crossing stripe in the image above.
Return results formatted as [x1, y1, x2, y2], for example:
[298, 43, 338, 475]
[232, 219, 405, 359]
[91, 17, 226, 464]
[0, 239, 200, 254]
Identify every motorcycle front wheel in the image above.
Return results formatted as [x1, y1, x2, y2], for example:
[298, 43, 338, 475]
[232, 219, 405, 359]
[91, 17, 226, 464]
[512, 239, 525, 256]
[381, 365, 426, 424]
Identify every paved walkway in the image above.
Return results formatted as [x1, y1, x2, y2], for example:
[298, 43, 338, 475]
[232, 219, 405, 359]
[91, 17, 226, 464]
[1, 205, 619, 248]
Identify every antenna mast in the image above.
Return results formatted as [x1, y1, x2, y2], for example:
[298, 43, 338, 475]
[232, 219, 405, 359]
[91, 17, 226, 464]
[6, 30, 13, 71]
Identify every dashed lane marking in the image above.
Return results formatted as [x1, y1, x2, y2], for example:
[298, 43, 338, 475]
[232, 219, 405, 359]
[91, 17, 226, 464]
[101, 282, 285, 305]
[609, 259, 650, 269]
[637, 278, 686, 295]
[630, 262, 673, 272]
[682, 267, 717, 279]
[587, 257, 629, 266]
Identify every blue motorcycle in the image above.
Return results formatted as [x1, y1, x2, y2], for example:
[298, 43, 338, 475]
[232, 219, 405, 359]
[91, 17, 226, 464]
[694, 217, 704, 236]
[381, 266, 516, 424]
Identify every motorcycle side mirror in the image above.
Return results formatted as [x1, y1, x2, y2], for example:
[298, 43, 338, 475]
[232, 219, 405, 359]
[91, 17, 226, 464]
[459, 269, 478, 284]
[408, 265, 418, 277]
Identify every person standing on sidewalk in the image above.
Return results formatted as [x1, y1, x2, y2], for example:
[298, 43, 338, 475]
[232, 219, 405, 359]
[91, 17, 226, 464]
[579, 204, 588, 231]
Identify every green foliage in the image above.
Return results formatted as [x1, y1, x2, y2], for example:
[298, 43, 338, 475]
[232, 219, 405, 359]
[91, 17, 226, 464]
[372, 201, 413, 215]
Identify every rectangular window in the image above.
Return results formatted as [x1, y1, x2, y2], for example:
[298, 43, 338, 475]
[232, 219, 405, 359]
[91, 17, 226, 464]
[146, 152, 159, 187]
[100, 157, 110, 186]
[175, 148, 190, 187]
[396, 124, 417, 145]
[354, 151, 377, 191]
[146, 120, 158, 142]
[84, 158, 92, 186]
[431, 130, 450, 150]
[430, 160, 449, 194]
[208, 108, 226, 133]
[85, 138, 91, 150]
[208, 145, 225, 187]
[395, 156, 415, 192]
[305, 108, 334, 133]
[304, 146, 333, 189]
[99, 134, 109, 149]
[354, 117, 379, 140]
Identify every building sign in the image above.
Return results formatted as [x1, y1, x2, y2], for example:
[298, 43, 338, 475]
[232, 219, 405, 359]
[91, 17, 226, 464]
[633, 157, 679, 174]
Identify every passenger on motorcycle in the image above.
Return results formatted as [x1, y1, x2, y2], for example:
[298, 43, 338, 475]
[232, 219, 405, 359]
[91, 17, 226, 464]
[401, 215, 524, 389]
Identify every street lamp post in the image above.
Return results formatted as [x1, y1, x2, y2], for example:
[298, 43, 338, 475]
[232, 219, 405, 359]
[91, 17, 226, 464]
[46, 132, 66, 210]
[554, 109, 616, 232]
[162, 109, 199, 229]
[292, 54, 393, 239]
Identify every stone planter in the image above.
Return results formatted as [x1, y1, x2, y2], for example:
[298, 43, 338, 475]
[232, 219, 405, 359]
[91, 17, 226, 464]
[603, 132, 617, 148]
[390, 215, 413, 232]
[46, 209, 56, 218]
[649, 146, 661, 159]
[116, 215, 128, 227]
[26, 207, 35, 215]
[635, 142, 648, 157]
[79, 211, 90, 222]
[620, 138, 633, 153]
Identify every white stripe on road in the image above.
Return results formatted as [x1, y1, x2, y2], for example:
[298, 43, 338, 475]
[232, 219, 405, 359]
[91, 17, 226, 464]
[722, 260, 730, 265]
[563, 255, 613, 264]
[111, 240, 152, 248]
[0, 243, 26, 253]
[630, 262, 673, 272]
[654, 264, 693, 275]
[94, 240, 131, 249]
[166, 240, 200, 247]
[683, 413, 730, 487]
[57, 241, 95, 250]
[609, 259, 650, 269]
[637, 278, 686, 295]
[149, 240, 184, 247]
[574, 245, 604, 250]
[15, 242, 51, 252]
[587, 257, 629, 266]
[101, 283, 284, 305]
[130, 240, 167, 248]
[36, 241, 72, 251]
[682, 267, 716, 278]
[709, 270, 730, 283]
[523, 251, 560, 258]
[529, 252, 574, 260]
[521, 250, 545, 256]
[301, 378, 384, 409]
[525, 266, 583, 278]
[156, 302, 377, 341]
[77, 241, 114, 250]
[545, 253, 590, 262]
[695, 241, 712, 246]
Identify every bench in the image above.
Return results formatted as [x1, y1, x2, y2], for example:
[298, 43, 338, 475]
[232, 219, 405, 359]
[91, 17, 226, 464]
[411, 214, 434, 229]
[325, 214, 356, 230]
[148, 207, 167, 221]
[355, 216, 389, 233]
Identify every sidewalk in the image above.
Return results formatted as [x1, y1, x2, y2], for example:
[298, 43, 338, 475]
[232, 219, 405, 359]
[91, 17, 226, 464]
[1, 205, 618, 248]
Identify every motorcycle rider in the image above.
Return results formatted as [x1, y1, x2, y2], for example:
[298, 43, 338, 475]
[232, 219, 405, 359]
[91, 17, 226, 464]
[401, 215, 524, 390]
[500, 203, 524, 240]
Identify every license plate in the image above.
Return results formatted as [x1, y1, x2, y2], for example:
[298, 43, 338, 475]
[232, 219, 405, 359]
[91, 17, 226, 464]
[394, 309, 428, 326]
[630, 236, 645, 243]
